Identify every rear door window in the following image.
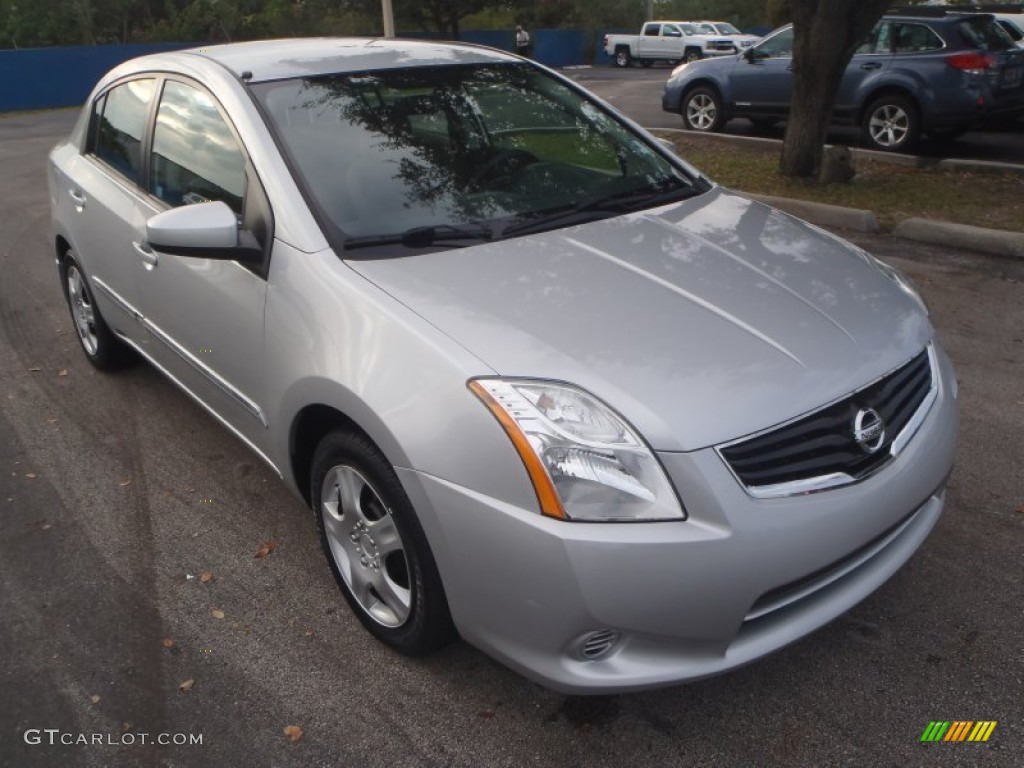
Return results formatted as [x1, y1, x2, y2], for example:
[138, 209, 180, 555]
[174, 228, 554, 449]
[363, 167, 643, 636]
[93, 79, 156, 185]
[893, 23, 944, 54]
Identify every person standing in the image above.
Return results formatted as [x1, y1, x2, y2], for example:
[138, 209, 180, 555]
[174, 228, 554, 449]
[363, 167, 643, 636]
[515, 25, 531, 58]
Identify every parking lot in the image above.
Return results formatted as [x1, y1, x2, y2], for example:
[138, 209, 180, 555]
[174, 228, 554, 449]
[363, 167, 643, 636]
[1, 102, 1022, 768]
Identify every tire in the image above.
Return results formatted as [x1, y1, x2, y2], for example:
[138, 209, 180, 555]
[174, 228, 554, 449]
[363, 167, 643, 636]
[682, 86, 725, 132]
[311, 430, 454, 656]
[59, 250, 132, 370]
[640, 59, 654, 68]
[862, 95, 919, 152]
[614, 47, 631, 68]
[684, 48, 703, 63]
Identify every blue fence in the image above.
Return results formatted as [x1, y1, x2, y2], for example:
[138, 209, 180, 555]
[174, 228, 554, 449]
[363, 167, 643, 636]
[0, 42, 196, 112]
[0, 32, 624, 113]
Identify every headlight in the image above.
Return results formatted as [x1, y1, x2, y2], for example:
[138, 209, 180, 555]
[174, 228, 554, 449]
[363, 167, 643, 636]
[469, 379, 685, 522]
[874, 257, 929, 315]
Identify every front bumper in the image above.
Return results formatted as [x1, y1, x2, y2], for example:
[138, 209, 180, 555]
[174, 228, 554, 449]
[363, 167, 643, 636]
[401, 345, 959, 694]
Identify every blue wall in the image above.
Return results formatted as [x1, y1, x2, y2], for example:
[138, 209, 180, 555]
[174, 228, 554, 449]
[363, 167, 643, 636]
[0, 33, 622, 113]
[0, 42, 194, 112]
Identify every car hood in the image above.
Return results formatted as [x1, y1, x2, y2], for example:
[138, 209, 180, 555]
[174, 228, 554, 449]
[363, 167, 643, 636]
[347, 189, 932, 452]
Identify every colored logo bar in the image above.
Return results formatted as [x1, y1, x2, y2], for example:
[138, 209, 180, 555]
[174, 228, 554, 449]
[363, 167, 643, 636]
[920, 721, 997, 742]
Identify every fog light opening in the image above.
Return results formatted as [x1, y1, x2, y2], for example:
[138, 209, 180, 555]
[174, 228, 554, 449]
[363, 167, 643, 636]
[576, 629, 621, 661]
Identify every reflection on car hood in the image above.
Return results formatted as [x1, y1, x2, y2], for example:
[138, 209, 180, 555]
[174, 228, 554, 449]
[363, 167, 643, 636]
[347, 189, 932, 451]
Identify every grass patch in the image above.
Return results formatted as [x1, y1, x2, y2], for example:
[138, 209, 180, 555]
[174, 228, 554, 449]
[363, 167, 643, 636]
[656, 132, 1024, 233]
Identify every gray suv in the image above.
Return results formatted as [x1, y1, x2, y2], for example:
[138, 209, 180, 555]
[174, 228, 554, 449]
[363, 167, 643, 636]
[663, 10, 1024, 150]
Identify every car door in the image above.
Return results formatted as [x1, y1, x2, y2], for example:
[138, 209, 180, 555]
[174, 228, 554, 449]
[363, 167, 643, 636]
[730, 26, 795, 116]
[52, 78, 157, 336]
[636, 23, 661, 59]
[134, 77, 272, 449]
[836, 22, 895, 116]
[657, 25, 685, 59]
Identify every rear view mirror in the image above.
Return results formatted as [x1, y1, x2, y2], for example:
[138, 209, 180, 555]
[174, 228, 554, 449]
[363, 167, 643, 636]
[147, 201, 261, 262]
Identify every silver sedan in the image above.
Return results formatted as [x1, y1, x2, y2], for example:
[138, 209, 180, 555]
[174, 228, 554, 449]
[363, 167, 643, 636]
[48, 39, 958, 693]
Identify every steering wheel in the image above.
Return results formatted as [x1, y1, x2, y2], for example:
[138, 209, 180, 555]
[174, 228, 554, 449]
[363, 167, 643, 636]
[467, 148, 539, 190]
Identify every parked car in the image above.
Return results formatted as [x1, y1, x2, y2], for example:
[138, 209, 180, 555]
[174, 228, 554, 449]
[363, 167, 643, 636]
[695, 21, 762, 50]
[49, 38, 958, 694]
[992, 12, 1024, 47]
[604, 21, 736, 67]
[663, 10, 1024, 151]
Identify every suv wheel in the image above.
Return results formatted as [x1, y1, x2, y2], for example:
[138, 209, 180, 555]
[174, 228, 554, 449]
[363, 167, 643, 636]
[60, 251, 132, 370]
[311, 431, 454, 655]
[682, 86, 725, 132]
[862, 96, 919, 152]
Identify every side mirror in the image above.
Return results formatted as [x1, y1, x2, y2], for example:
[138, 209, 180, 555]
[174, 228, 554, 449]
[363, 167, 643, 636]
[146, 200, 261, 262]
[743, 47, 756, 62]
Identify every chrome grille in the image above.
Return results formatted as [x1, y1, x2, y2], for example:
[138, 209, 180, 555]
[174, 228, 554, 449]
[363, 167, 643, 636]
[720, 347, 934, 496]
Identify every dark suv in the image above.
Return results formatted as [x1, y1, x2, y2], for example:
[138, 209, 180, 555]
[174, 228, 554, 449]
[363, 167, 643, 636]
[662, 10, 1024, 151]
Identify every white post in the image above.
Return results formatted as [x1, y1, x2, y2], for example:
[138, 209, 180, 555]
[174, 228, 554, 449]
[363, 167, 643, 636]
[382, 0, 396, 39]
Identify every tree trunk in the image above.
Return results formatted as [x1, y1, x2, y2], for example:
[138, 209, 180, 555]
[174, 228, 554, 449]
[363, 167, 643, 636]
[779, 0, 891, 179]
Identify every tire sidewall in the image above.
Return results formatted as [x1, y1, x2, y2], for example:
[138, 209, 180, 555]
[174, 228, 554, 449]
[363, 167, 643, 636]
[682, 87, 723, 132]
[59, 251, 125, 369]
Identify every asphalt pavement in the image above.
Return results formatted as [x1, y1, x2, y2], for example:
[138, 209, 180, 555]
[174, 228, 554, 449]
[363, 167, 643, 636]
[1, 107, 1022, 768]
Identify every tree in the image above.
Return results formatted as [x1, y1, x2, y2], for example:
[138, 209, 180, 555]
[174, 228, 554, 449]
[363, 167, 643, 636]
[778, 0, 890, 179]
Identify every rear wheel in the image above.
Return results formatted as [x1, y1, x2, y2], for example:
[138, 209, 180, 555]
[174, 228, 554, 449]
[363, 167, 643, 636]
[614, 48, 631, 68]
[682, 86, 725, 132]
[60, 251, 132, 370]
[862, 95, 919, 152]
[311, 430, 454, 655]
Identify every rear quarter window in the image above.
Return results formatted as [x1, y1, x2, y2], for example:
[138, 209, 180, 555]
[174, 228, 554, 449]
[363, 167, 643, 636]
[957, 18, 1015, 51]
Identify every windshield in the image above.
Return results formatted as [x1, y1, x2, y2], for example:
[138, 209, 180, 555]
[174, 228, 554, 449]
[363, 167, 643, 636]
[254, 63, 703, 255]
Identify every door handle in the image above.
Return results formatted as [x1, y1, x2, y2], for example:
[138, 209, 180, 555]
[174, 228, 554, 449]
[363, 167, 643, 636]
[861, 62, 883, 70]
[132, 241, 158, 269]
[68, 189, 86, 210]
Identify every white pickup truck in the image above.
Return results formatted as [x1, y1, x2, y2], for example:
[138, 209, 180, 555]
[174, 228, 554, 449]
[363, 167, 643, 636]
[603, 21, 737, 68]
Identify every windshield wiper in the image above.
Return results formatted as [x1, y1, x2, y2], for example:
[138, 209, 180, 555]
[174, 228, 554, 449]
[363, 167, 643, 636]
[344, 223, 494, 251]
[501, 184, 702, 239]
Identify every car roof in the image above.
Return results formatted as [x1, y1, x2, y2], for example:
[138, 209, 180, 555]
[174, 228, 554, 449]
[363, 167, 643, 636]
[173, 37, 520, 83]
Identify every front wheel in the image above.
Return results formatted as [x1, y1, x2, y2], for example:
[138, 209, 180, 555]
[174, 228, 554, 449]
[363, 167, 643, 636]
[311, 431, 454, 655]
[862, 96, 919, 152]
[684, 49, 703, 63]
[614, 48, 631, 68]
[682, 86, 725, 132]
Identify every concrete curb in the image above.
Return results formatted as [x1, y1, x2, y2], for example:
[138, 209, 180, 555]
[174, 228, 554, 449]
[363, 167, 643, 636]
[747, 194, 880, 234]
[893, 218, 1024, 259]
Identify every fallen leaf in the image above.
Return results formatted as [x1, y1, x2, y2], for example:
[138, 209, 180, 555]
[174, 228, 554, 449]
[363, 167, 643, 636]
[211, 609, 225, 620]
[186, 487, 195, 493]
[28, 367, 41, 372]
[254, 541, 277, 559]
[199, 572, 213, 584]
[58, 369, 68, 377]
[303, 629, 315, 637]
[25, 473, 36, 479]
[162, 638, 174, 649]
[122, 722, 132, 733]
[118, 479, 132, 487]
[178, 678, 195, 692]
[90, 694, 100, 704]
[41, 523, 52, 530]
[283, 725, 303, 743]
[1016, 504, 1024, 514]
